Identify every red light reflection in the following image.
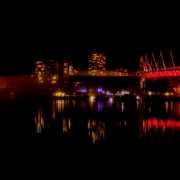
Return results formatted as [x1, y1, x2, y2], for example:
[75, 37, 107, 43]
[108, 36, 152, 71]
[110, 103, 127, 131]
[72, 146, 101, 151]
[158, 120, 165, 127]
[143, 118, 180, 130]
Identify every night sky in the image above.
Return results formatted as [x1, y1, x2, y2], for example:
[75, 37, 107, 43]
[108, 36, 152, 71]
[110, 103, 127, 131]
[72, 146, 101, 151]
[1, 4, 180, 76]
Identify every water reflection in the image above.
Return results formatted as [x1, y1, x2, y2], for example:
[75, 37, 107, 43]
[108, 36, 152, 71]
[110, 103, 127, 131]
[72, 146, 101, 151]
[68, 117, 71, 129]
[140, 118, 180, 146]
[143, 101, 145, 111]
[107, 101, 112, 108]
[81, 101, 86, 112]
[88, 119, 105, 144]
[143, 118, 180, 130]
[62, 100, 64, 112]
[62, 116, 72, 132]
[98, 101, 102, 113]
[166, 101, 168, 113]
[35, 104, 44, 133]
[72, 100, 75, 110]
[63, 117, 67, 132]
[57, 100, 61, 113]
[33, 99, 180, 148]
[122, 102, 124, 113]
[136, 101, 139, 109]
[53, 100, 55, 120]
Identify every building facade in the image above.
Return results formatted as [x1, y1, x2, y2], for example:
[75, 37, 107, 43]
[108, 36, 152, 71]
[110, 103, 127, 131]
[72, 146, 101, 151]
[59, 60, 69, 86]
[114, 68, 128, 76]
[69, 76, 141, 96]
[47, 59, 59, 84]
[32, 61, 47, 83]
[88, 52, 106, 76]
[69, 62, 73, 75]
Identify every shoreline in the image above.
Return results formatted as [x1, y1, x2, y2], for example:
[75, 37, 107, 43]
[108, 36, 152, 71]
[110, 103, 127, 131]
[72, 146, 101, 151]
[1, 94, 180, 102]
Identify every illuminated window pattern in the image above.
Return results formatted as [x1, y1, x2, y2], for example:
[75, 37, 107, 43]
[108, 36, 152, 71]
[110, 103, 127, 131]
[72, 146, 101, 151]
[88, 52, 106, 76]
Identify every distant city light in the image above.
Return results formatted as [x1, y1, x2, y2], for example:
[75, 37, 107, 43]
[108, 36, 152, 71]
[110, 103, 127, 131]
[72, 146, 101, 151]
[148, 92, 152, 95]
[77, 89, 87, 93]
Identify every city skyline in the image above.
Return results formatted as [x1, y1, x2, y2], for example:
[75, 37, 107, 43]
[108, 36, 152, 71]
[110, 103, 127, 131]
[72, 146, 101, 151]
[2, 2, 180, 77]
[2, 46, 180, 76]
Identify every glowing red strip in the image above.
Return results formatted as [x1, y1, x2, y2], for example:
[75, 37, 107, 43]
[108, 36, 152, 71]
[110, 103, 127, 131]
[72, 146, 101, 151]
[158, 120, 165, 127]
[152, 119, 158, 126]
[175, 121, 180, 128]
[166, 120, 174, 128]
[142, 67, 180, 77]
[143, 119, 180, 130]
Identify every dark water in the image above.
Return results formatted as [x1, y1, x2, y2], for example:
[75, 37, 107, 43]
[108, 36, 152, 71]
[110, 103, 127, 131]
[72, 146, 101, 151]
[1, 97, 180, 178]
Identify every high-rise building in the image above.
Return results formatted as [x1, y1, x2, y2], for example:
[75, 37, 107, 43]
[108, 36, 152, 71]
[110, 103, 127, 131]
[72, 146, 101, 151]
[59, 60, 69, 85]
[47, 59, 59, 84]
[69, 62, 73, 75]
[33, 61, 47, 83]
[73, 69, 78, 76]
[88, 52, 106, 76]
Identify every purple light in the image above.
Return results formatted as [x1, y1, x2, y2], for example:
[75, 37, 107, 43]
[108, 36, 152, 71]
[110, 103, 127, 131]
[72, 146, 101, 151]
[77, 88, 87, 93]
[98, 88, 103, 92]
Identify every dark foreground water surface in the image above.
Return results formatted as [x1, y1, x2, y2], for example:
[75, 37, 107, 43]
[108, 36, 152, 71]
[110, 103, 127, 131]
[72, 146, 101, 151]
[1, 97, 180, 179]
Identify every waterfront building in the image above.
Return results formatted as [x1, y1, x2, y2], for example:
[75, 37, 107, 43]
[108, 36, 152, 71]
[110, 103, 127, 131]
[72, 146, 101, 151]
[47, 59, 59, 84]
[59, 60, 69, 86]
[69, 62, 73, 75]
[33, 61, 47, 83]
[88, 52, 106, 76]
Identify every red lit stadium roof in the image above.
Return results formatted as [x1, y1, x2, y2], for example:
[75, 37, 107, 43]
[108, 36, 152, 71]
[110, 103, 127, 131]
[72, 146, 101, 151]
[140, 50, 180, 79]
[141, 66, 180, 78]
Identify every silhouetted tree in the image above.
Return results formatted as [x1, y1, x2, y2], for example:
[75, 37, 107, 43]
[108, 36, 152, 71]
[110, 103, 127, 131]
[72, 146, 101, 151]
[142, 77, 170, 92]
[161, 77, 170, 91]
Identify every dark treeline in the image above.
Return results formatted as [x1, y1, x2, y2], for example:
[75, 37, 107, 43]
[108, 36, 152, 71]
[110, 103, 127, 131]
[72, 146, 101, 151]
[142, 77, 173, 92]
